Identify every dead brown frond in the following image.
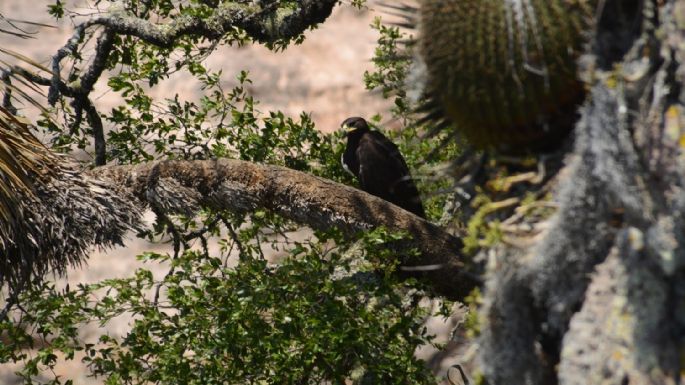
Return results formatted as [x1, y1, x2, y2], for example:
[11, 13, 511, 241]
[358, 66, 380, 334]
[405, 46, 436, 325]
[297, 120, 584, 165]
[0, 109, 141, 286]
[0, 106, 56, 243]
[0, 16, 139, 288]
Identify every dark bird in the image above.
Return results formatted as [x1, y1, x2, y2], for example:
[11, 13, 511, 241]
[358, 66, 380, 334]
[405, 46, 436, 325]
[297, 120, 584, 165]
[340, 117, 426, 218]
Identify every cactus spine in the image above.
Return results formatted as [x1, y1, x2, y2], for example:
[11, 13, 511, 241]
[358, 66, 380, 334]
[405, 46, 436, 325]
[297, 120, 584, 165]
[417, 0, 596, 150]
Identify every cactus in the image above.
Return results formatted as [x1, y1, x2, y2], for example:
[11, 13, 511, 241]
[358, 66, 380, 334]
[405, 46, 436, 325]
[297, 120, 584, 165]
[415, 0, 596, 150]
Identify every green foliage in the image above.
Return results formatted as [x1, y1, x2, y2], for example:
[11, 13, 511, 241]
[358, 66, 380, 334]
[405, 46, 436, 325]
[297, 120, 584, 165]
[102, 68, 349, 177]
[462, 190, 502, 254]
[462, 288, 482, 339]
[2, 228, 436, 384]
[1, 2, 466, 384]
[41, 0, 322, 154]
[364, 18, 411, 117]
[47, 0, 64, 19]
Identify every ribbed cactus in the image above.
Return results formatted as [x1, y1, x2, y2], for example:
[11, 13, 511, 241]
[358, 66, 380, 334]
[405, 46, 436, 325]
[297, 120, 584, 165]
[417, 0, 596, 150]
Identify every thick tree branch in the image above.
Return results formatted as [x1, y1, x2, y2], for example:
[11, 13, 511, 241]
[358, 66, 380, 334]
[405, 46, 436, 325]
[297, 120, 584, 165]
[80, 29, 115, 94]
[83, 96, 106, 165]
[46, 1, 339, 102]
[48, 25, 84, 105]
[93, 158, 479, 298]
[76, 0, 337, 48]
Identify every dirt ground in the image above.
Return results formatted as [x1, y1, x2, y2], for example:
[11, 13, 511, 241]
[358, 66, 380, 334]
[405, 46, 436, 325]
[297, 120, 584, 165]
[0, 1, 464, 383]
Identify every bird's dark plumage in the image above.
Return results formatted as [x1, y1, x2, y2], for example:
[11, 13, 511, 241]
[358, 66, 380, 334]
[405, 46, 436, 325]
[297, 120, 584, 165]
[341, 117, 426, 218]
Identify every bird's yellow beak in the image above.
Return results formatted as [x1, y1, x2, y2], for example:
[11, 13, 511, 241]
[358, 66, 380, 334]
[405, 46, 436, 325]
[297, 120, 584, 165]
[343, 124, 356, 133]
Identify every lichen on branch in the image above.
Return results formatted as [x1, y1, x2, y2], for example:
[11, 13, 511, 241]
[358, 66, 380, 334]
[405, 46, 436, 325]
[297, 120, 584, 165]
[93, 158, 479, 298]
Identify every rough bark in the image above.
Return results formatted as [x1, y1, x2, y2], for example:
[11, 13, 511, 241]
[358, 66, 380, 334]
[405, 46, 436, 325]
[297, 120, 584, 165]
[92, 159, 479, 299]
[476, 1, 685, 384]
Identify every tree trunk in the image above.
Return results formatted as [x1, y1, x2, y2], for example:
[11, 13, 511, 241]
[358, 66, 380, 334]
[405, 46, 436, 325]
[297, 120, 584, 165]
[477, 1, 685, 383]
